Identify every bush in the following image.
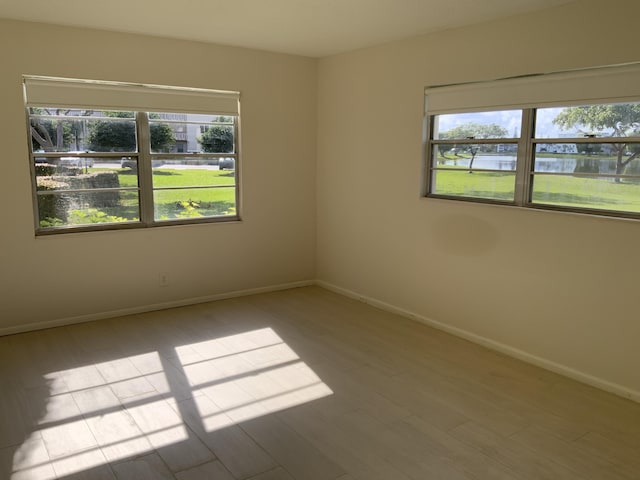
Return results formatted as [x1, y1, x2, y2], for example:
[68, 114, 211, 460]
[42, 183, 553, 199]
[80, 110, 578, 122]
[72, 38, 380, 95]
[34, 163, 82, 176]
[199, 125, 234, 153]
[36, 171, 121, 223]
[36, 178, 71, 222]
[68, 171, 121, 207]
[34, 163, 57, 176]
[68, 208, 130, 224]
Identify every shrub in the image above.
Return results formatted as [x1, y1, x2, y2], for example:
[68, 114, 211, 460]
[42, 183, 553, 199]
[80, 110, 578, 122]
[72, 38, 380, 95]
[176, 200, 203, 218]
[198, 125, 234, 153]
[36, 178, 71, 222]
[36, 171, 121, 222]
[49, 171, 121, 207]
[35, 163, 82, 176]
[69, 171, 120, 207]
[68, 208, 130, 224]
[39, 217, 65, 228]
[34, 163, 58, 176]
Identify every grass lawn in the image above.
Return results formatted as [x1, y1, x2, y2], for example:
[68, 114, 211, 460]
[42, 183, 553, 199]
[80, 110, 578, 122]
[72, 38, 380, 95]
[432, 169, 640, 213]
[87, 167, 237, 222]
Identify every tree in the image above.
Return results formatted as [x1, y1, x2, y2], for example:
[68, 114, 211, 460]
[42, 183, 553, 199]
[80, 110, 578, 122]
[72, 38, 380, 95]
[439, 122, 508, 141]
[150, 123, 175, 153]
[89, 112, 175, 152]
[553, 104, 640, 180]
[439, 122, 508, 172]
[30, 108, 90, 152]
[89, 119, 136, 152]
[198, 125, 234, 153]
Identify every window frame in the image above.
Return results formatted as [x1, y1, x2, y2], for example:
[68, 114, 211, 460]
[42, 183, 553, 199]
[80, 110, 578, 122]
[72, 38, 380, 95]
[424, 104, 640, 220]
[24, 78, 241, 235]
[425, 109, 530, 206]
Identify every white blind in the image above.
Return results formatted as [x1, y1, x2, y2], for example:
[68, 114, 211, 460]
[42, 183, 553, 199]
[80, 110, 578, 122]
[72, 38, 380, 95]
[24, 76, 240, 115]
[425, 63, 640, 115]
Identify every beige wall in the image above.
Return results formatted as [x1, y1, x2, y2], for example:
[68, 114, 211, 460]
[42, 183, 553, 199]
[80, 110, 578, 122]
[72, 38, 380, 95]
[317, 0, 640, 397]
[0, 20, 317, 331]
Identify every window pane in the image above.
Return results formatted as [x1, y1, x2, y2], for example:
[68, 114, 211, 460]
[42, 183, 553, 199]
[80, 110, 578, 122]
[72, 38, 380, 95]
[151, 157, 235, 188]
[149, 113, 235, 154]
[430, 169, 516, 201]
[37, 190, 140, 228]
[432, 144, 517, 171]
[29, 108, 137, 153]
[535, 102, 640, 138]
[433, 110, 521, 140]
[533, 144, 640, 174]
[531, 174, 640, 213]
[153, 187, 236, 220]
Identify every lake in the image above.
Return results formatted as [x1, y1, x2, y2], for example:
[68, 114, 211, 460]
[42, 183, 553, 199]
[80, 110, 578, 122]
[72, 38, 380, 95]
[437, 155, 620, 174]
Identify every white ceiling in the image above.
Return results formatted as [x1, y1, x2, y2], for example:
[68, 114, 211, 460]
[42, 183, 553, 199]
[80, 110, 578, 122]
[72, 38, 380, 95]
[0, 0, 575, 57]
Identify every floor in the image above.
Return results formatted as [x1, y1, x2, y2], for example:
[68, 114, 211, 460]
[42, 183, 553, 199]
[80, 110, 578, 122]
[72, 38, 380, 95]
[0, 287, 639, 480]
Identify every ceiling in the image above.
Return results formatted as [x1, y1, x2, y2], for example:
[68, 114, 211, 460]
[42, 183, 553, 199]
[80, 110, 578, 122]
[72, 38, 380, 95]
[0, 0, 575, 57]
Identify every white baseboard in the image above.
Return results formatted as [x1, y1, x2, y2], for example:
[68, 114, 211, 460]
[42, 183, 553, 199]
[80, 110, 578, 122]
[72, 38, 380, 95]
[315, 280, 640, 404]
[0, 280, 314, 337]
[5, 278, 638, 404]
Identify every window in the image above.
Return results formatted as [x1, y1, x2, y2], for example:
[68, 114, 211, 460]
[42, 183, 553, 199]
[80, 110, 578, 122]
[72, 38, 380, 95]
[424, 64, 640, 219]
[24, 76, 240, 234]
[429, 110, 522, 202]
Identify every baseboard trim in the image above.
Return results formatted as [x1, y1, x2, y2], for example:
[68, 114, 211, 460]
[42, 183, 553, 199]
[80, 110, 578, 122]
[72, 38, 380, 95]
[0, 280, 314, 337]
[5, 278, 638, 403]
[315, 280, 640, 404]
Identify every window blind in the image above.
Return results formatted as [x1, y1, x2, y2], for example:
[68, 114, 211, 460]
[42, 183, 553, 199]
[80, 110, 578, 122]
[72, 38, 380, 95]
[24, 76, 240, 115]
[424, 63, 640, 115]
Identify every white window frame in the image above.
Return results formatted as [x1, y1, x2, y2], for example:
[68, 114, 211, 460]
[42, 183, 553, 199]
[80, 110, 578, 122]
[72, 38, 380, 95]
[423, 63, 640, 220]
[24, 76, 241, 234]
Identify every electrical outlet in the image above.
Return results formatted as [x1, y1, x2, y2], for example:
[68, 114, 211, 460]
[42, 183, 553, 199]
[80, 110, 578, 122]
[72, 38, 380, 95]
[159, 273, 169, 287]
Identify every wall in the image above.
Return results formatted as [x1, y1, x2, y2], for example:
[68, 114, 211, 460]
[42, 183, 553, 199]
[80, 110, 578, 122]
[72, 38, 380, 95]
[0, 20, 317, 332]
[317, 0, 640, 398]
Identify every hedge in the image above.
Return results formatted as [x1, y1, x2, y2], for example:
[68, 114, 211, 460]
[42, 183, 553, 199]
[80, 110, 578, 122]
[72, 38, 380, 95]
[36, 171, 121, 222]
[34, 163, 83, 176]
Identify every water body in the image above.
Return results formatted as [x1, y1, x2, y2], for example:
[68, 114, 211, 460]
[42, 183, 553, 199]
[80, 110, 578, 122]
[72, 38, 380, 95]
[437, 155, 619, 174]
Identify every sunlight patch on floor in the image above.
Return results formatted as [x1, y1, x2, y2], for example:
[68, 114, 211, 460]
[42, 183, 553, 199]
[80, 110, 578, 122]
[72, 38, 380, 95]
[10, 327, 332, 479]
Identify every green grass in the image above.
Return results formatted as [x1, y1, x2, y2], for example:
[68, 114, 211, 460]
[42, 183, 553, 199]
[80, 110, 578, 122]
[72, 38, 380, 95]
[531, 175, 640, 212]
[112, 167, 236, 188]
[432, 170, 516, 201]
[83, 167, 237, 222]
[433, 169, 640, 213]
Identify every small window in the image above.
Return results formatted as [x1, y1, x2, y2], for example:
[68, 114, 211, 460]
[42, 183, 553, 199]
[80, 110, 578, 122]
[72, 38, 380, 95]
[429, 110, 521, 202]
[24, 77, 240, 234]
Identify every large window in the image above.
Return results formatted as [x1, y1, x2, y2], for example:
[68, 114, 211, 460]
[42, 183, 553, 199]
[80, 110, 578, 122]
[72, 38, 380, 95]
[24, 77, 240, 234]
[424, 64, 640, 219]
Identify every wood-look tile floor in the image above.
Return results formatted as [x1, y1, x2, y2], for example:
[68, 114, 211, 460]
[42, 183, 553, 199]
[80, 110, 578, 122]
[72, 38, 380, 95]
[1, 286, 639, 479]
